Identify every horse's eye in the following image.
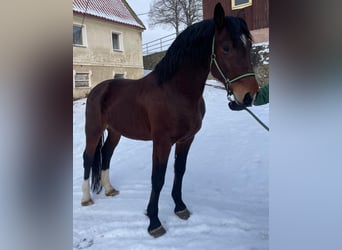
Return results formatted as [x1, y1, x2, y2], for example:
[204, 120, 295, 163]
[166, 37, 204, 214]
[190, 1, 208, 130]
[223, 46, 230, 53]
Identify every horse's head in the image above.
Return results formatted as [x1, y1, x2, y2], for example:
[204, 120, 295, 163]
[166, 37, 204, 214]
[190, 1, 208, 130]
[210, 3, 259, 107]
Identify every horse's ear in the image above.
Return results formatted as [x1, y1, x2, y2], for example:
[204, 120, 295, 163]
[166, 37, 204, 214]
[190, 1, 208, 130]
[214, 3, 225, 31]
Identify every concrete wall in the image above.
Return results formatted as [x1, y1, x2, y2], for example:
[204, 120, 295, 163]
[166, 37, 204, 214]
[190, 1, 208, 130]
[143, 51, 166, 70]
[73, 14, 144, 99]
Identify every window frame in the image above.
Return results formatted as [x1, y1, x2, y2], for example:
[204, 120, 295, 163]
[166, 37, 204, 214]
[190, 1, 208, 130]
[113, 72, 126, 79]
[231, 0, 252, 10]
[111, 31, 123, 51]
[73, 71, 92, 88]
[73, 23, 87, 47]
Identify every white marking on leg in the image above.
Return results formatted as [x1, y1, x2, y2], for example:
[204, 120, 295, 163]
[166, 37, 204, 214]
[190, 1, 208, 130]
[101, 169, 114, 194]
[81, 179, 91, 203]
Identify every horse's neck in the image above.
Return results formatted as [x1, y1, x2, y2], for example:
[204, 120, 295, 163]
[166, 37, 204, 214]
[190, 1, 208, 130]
[171, 66, 210, 99]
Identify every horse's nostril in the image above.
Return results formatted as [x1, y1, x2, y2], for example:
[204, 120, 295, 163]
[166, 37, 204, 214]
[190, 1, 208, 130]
[243, 93, 253, 106]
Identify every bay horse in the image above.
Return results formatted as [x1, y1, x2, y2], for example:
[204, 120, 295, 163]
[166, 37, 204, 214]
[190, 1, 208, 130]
[80, 3, 259, 237]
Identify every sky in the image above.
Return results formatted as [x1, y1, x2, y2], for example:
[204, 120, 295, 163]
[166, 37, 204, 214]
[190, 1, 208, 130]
[126, 0, 177, 44]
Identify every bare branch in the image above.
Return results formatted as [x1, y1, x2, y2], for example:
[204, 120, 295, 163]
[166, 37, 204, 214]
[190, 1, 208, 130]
[148, 0, 202, 35]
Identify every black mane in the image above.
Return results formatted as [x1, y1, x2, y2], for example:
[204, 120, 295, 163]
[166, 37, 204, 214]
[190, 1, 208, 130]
[154, 16, 252, 84]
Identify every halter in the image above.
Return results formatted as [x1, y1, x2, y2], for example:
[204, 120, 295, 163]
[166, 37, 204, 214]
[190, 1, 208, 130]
[209, 36, 255, 97]
[210, 36, 269, 132]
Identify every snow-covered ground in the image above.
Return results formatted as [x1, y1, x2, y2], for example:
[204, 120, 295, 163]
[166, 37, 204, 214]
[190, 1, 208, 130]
[73, 81, 269, 250]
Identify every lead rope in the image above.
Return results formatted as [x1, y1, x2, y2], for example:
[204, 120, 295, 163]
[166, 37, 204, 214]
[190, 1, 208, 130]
[210, 36, 269, 132]
[227, 94, 269, 131]
[243, 107, 269, 131]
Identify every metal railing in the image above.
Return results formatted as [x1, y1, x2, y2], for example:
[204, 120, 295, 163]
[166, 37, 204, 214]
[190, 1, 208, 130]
[142, 33, 176, 55]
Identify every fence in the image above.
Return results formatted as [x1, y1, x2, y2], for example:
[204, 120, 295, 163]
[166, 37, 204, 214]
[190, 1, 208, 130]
[142, 33, 176, 56]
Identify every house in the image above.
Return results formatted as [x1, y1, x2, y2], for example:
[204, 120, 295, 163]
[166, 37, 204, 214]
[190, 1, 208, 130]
[73, 0, 145, 99]
[202, 0, 269, 43]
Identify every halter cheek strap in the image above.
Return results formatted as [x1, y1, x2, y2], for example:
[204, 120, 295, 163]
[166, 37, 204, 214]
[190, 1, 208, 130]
[210, 36, 255, 96]
[210, 36, 269, 132]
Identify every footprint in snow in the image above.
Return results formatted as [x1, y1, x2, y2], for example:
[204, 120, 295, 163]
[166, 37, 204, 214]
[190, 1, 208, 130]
[75, 238, 94, 249]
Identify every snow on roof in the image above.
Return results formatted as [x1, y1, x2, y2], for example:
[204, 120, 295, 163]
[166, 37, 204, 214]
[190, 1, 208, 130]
[73, 0, 145, 30]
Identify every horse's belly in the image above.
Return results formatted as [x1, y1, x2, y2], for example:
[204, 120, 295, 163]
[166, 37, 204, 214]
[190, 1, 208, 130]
[121, 130, 152, 141]
[107, 105, 152, 141]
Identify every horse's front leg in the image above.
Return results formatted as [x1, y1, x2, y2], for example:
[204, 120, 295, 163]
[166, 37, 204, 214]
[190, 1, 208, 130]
[172, 137, 194, 220]
[146, 138, 172, 238]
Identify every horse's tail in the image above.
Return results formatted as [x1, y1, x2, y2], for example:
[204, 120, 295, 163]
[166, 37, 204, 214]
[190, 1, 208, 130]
[91, 134, 104, 194]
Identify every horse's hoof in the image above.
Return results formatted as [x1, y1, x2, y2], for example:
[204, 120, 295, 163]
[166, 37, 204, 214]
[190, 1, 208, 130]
[105, 188, 119, 197]
[148, 225, 166, 238]
[81, 199, 94, 206]
[175, 208, 191, 220]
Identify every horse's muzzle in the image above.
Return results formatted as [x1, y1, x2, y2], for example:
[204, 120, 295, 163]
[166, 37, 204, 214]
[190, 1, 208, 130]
[243, 93, 253, 107]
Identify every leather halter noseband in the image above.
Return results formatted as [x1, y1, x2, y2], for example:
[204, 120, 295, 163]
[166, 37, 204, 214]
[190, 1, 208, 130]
[209, 36, 269, 131]
[209, 36, 255, 96]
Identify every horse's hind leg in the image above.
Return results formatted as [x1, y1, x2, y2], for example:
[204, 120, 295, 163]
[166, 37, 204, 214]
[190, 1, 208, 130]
[101, 129, 121, 196]
[81, 100, 107, 206]
[172, 136, 194, 220]
[82, 131, 103, 206]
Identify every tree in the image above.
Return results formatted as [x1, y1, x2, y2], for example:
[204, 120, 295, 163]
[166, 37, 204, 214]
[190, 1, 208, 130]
[148, 0, 202, 35]
[179, 0, 202, 27]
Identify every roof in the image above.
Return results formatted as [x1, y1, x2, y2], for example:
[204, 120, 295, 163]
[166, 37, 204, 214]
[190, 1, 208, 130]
[73, 0, 145, 30]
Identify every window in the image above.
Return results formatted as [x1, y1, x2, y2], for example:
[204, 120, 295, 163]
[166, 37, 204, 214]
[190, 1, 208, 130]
[73, 24, 84, 45]
[232, 0, 252, 10]
[74, 72, 90, 88]
[112, 32, 121, 50]
[114, 73, 125, 79]
[73, 24, 87, 46]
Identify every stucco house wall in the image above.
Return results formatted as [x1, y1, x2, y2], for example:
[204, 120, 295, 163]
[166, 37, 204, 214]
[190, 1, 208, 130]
[73, 6, 145, 99]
